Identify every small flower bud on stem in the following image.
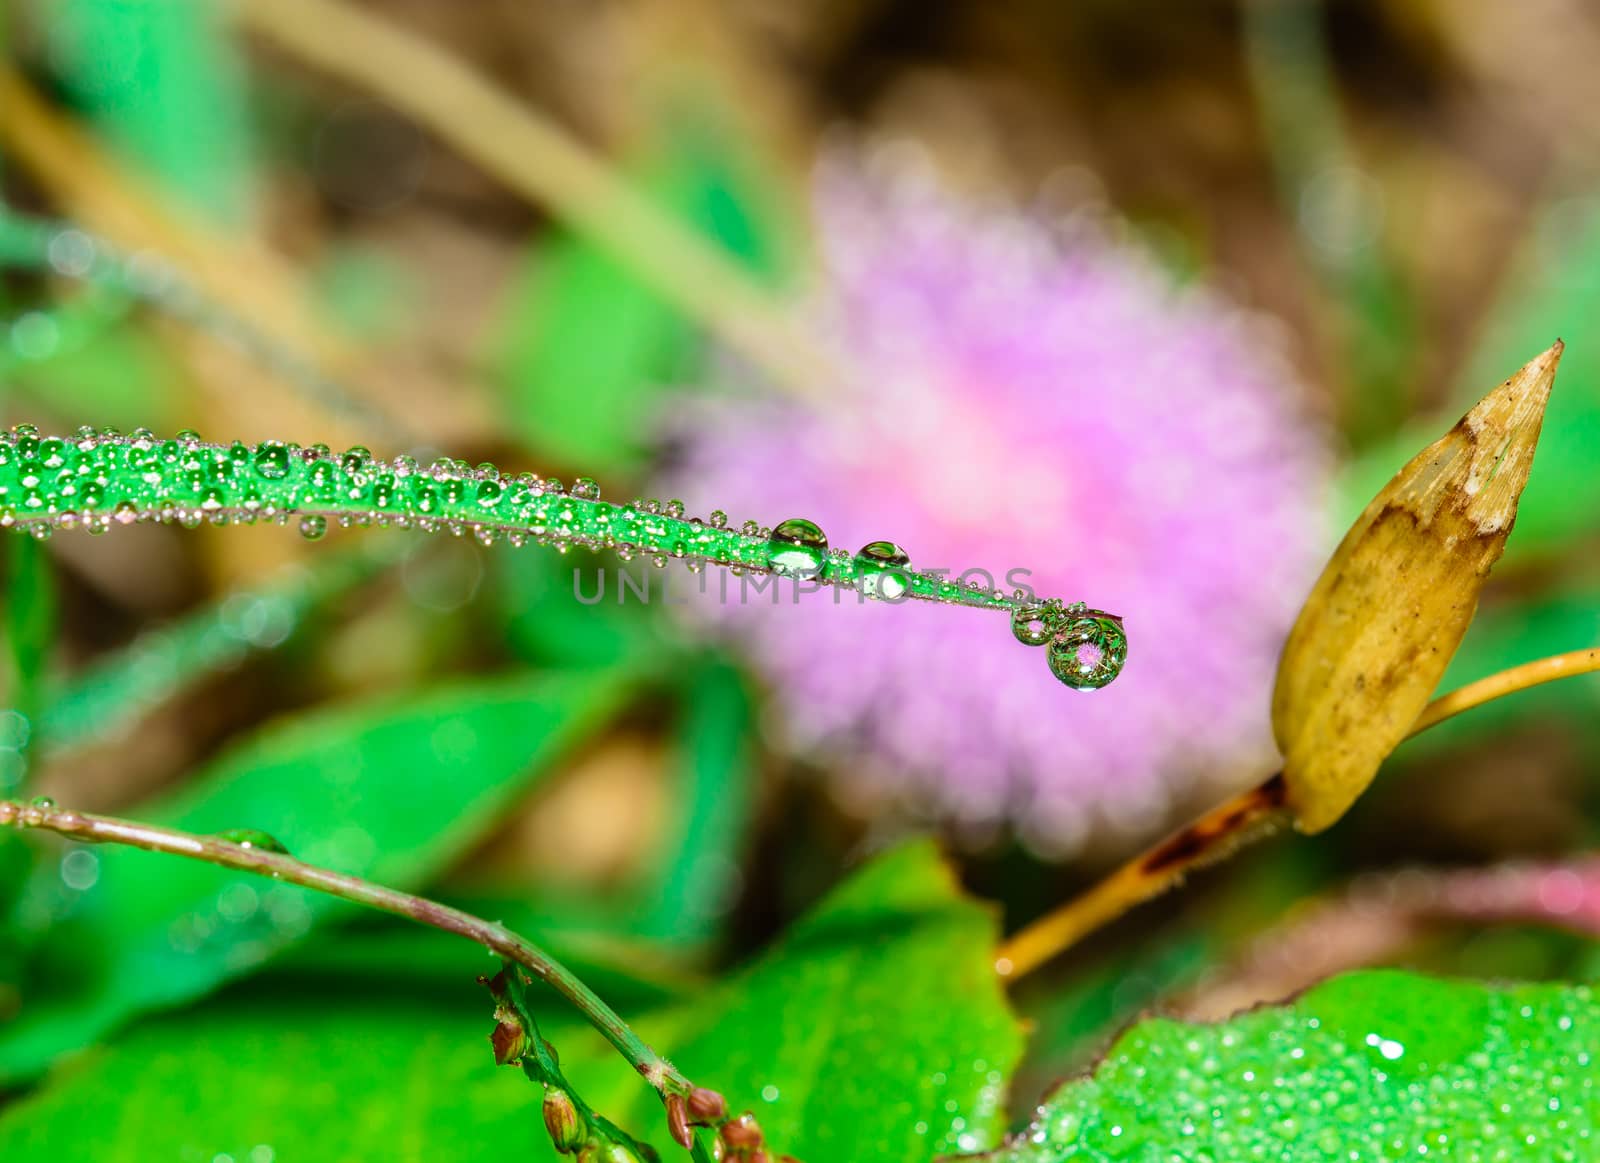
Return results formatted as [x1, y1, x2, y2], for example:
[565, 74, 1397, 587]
[544, 1088, 585, 1154]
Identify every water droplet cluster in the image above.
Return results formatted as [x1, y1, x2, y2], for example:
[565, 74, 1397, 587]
[1011, 602, 1128, 691]
[990, 970, 1599, 1161]
[0, 427, 1125, 689]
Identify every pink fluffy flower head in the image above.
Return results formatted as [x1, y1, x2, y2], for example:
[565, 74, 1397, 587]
[662, 150, 1329, 856]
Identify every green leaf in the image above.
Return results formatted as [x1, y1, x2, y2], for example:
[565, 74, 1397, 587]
[0, 842, 1023, 1161]
[0, 667, 634, 1083]
[644, 841, 1022, 1160]
[0, 987, 566, 1162]
[978, 969, 1598, 1160]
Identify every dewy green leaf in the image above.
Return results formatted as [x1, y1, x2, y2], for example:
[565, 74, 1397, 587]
[0, 668, 633, 1083]
[973, 969, 1599, 1161]
[0, 842, 1023, 1162]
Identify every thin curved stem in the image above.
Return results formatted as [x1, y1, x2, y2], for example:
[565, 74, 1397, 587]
[996, 646, 1600, 981]
[1408, 648, 1600, 735]
[235, 0, 838, 405]
[0, 798, 684, 1092]
[994, 776, 1291, 981]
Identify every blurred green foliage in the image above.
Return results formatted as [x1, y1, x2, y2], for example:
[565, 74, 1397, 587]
[0, 538, 52, 791]
[489, 120, 787, 475]
[46, 0, 254, 222]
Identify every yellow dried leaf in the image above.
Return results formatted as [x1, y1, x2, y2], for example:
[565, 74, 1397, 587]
[1273, 341, 1563, 833]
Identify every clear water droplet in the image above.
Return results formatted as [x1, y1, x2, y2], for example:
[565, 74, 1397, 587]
[571, 477, 601, 500]
[254, 441, 291, 480]
[769, 517, 828, 577]
[855, 540, 912, 599]
[1047, 612, 1128, 690]
[215, 828, 290, 855]
[1011, 604, 1056, 647]
[298, 515, 328, 541]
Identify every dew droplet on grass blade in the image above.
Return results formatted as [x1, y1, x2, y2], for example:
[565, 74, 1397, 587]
[855, 539, 911, 598]
[768, 517, 828, 576]
[1273, 341, 1563, 834]
[253, 441, 291, 480]
[214, 828, 290, 855]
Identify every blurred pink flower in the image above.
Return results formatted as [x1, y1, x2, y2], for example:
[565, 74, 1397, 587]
[662, 150, 1330, 855]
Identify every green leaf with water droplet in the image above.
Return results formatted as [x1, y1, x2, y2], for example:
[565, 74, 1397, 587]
[0, 842, 1022, 1161]
[0, 667, 636, 1083]
[967, 969, 1598, 1161]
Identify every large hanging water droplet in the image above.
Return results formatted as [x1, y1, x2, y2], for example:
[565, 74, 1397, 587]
[298, 515, 328, 541]
[855, 540, 912, 600]
[1046, 612, 1127, 690]
[254, 441, 291, 480]
[215, 827, 290, 854]
[769, 517, 828, 577]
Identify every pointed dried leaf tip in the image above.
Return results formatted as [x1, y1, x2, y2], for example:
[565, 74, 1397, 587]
[1273, 341, 1563, 833]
